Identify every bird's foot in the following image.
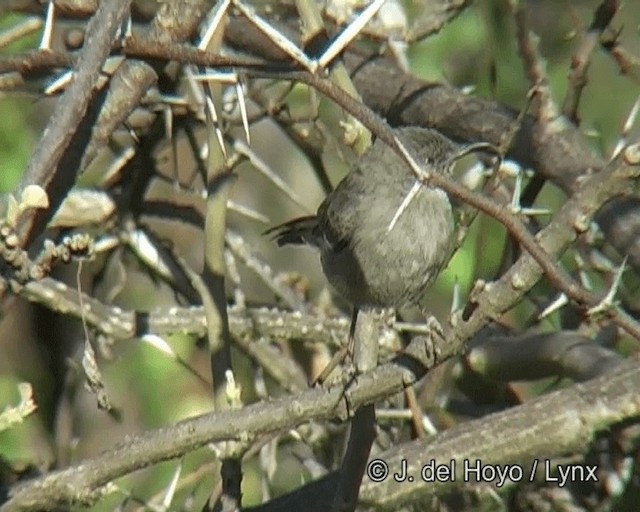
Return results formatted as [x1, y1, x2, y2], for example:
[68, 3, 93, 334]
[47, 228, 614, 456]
[311, 346, 350, 387]
[424, 315, 444, 339]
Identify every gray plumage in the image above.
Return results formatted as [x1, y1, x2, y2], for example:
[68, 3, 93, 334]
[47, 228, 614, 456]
[268, 127, 458, 308]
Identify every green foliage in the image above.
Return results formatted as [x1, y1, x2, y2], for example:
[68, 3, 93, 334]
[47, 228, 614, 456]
[0, 97, 35, 193]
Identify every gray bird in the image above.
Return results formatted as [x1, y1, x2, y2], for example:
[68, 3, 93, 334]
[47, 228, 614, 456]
[268, 127, 474, 309]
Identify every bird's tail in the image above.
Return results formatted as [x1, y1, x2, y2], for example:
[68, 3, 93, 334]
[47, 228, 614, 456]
[264, 216, 321, 247]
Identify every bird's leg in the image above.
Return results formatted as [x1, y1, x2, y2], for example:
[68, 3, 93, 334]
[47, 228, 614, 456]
[313, 307, 393, 385]
[347, 306, 359, 359]
[312, 307, 359, 386]
[419, 308, 444, 340]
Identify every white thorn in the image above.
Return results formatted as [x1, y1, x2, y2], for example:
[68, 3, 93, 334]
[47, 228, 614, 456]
[318, 0, 388, 69]
[40, 0, 55, 50]
[387, 180, 420, 232]
[538, 293, 568, 320]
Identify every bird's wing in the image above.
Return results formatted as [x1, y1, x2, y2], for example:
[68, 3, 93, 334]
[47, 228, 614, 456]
[317, 167, 367, 252]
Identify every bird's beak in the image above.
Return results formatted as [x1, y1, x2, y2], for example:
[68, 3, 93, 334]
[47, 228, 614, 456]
[448, 141, 503, 170]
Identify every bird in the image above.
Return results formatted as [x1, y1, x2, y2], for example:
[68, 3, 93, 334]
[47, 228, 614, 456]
[267, 126, 468, 310]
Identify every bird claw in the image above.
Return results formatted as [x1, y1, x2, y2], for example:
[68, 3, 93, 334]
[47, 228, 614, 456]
[419, 312, 444, 339]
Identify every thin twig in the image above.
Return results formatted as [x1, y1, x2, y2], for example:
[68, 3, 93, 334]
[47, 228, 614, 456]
[16, 0, 133, 246]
